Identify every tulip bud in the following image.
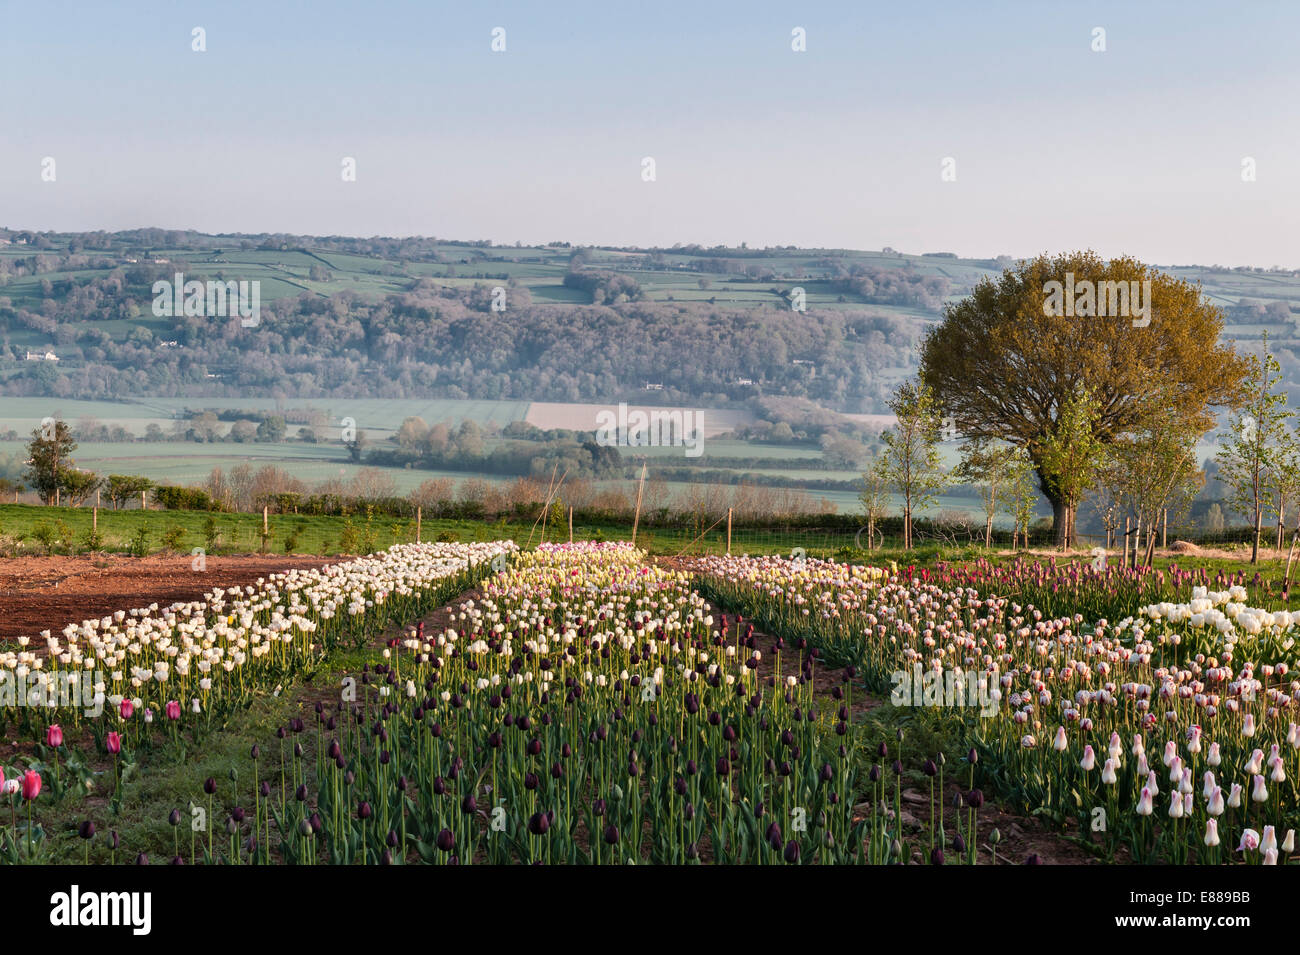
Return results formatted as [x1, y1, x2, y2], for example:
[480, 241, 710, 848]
[1203, 818, 1220, 847]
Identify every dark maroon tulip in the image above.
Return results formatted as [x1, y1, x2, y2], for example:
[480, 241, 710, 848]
[766, 821, 782, 850]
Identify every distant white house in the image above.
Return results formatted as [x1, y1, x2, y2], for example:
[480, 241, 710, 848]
[25, 350, 59, 362]
[735, 377, 753, 386]
[643, 382, 664, 391]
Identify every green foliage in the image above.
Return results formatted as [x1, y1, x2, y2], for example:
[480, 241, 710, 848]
[1215, 346, 1294, 561]
[338, 519, 360, 554]
[203, 515, 221, 551]
[1037, 387, 1106, 544]
[878, 382, 949, 549]
[30, 521, 59, 554]
[1003, 447, 1039, 548]
[25, 419, 77, 505]
[954, 437, 1020, 546]
[153, 484, 221, 511]
[105, 474, 155, 509]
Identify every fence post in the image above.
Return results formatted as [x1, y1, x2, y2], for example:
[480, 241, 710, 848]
[93, 506, 98, 534]
[1163, 509, 1168, 550]
[631, 464, 646, 546]
[726, 508, 732, 555]
[416, 506, 422, 543]
[141, 490, 146, 511]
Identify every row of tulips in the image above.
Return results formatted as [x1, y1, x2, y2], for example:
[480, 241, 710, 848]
[214, 541, 967, 864]
[0, 542, 517, 836]
[689, 553, 1300, 864]
[921, 556, 1276, 622]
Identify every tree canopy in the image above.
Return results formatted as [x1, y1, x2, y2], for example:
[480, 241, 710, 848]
[919, 251, 1250, 542]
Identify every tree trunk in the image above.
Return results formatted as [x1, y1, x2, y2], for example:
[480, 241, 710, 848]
[984, 514, 993, 549]
[1252, 508, 1263, 564]
[1048, 495, 1075, 549]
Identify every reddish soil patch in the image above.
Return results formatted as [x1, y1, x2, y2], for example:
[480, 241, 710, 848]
[0, 554, 336, 641]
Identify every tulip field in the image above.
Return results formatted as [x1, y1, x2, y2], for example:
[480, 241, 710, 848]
[3, 538, 1298, 866]
[691, 553, 1300, 865]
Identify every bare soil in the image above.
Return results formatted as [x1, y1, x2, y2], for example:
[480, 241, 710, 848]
[0, 553, 336, 641]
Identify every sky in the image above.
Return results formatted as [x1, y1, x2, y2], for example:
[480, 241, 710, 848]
[3, 0, 1299, 267]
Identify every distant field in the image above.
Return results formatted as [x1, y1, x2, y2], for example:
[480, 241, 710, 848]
[525, 401, 754, 436]
[134, 397, 532, 434]
[635, 439, 821, 460]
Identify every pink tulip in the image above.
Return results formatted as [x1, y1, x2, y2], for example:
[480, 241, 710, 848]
[106, 732, 121, 755]
[1238, 828, 1260, 852]
[46, 724, 63, 748]
[165, 700, 181, 721]
[1080, 745, 1095, 771]
[1204, 818, 1220, 846]
[20, 770, 41, 801]
[1261, 826, 1278, 854]
[120, 699, 134, 720]
[1136, 786, 1154, 816]
[1251, 774, 1268, 804]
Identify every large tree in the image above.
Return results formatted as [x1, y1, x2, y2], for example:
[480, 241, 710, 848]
[919, 252, 1249, 545]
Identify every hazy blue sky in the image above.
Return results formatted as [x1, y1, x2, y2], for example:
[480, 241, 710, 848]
[4, 0, 1298, 266]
